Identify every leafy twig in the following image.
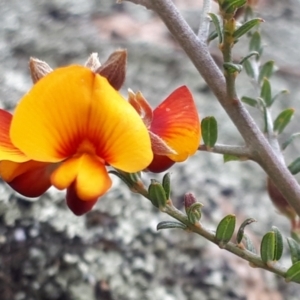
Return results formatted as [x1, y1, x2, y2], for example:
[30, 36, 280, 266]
[123, 0, 300, 217]
[162, 203, 288, 278]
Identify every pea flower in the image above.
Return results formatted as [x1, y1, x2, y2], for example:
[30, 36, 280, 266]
[0, 63, 153, 215]
[128, 86, 201, 172]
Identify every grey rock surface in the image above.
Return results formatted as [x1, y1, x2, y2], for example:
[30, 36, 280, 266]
[0, 0, 300, 299]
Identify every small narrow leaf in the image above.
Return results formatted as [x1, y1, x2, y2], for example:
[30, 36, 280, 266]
[157, 221, 187, 231]
[282, 133, 300, 151]
[243, 59, 255, 78]
[201, 116, 218, 148]
[260, 231, 275, 263]
[243, 234, 256, 253]
[215, 214, 236, 248]
[223, 63, 243, 74]
[258, 60, 275, 83]
[260, 78, 272, 107]
[287, 237, 300, 264]
[239, 51, 259, 65]
[272, 226, 283, 261]
[241, 96, 258, 107]
[223, 154, 240, 162]
[271, 89, 288, 104]
[207, 31, 218, 43]
[288, 157, 300, 175]
[249, 31, 262, 56]
[286, 261, 300, 283]
[208, 13, 223, 44]
[222, 0, 247, 13]
[162, 173, 171, 199]
[273, 108, 295, 134]
[237, 218, 256, 244]
[233, 18, 264, 40]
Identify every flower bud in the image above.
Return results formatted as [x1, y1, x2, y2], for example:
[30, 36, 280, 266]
[267, 177, 297, 223]
[148, 179, 167, 209]
[184, 193, 203, 224]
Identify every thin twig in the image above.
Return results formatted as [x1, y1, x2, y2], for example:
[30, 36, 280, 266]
[198, 0, 212, 40]
[198, 144, 252, 159]
[162, 203, 288, 278]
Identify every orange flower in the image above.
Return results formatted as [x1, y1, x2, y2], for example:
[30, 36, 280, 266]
[129, 86, 201, 172]
[0, 65, 153, 215]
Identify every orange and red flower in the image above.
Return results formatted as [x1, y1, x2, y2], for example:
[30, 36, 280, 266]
[0, 50, 201, 215]
[128, 86, 201, 172]
[0, 65, 153, 215]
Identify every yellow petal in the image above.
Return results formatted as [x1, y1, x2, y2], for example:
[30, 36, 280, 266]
[0, 109, 28, 162]
[150, 86, 201, 162]
[51, 154, 112, 201]
[11, 65, 153, 172]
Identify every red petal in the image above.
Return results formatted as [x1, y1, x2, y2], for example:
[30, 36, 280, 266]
[66, 182, 98, 216]
[0, 160, 53, 197]
[150, 86, 200, 162]
[146, 154, 175, 173]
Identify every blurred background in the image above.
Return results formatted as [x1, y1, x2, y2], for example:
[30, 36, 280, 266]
[0, 0, 300, 299]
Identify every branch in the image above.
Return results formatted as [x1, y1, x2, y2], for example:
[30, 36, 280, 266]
[198, 144, 252, 159]
[124, 0, 300, 217]
[162, 203, 288, 278]
[198, 0, 212, 40]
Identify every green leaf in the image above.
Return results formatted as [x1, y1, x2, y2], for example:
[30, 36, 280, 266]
[239, 51, 259, 65]
[287, 237, 300, 264]
[201, 116, 218, 148]
[286, 261, 300, 283]
[162, 173, 171, 199]
[233, 18, 264, 40]
[241, 96, 258, 107]
[260, 78, 272, 107]
[215, 214, 236, 248]
[208, 13, 223, 44]
[186, 202, 203, 224]
[157, 221, 187, 231]
[148, 179, 167, 209]
[291, 231, 300, 243]
[207, 31, 218, 43]
[258, 60, 275, 83]
[256, 98, 273, 134]
[249, 31, 262, 56]
[272, 226, 283, 261]
[288, 157, 300, 175]
[282, 133, 300, 151]
[260, 231, 276, 263]
[223, 154, 240, 162]
[222, 0, 247, 13]
[273, 108, 295, 134]
[243, 59, 255, 78]
[223, 62, 243, 74]
[271, 89, 289, 105]
[243, 234, 256, 253]
[237, 218, 256, 244]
